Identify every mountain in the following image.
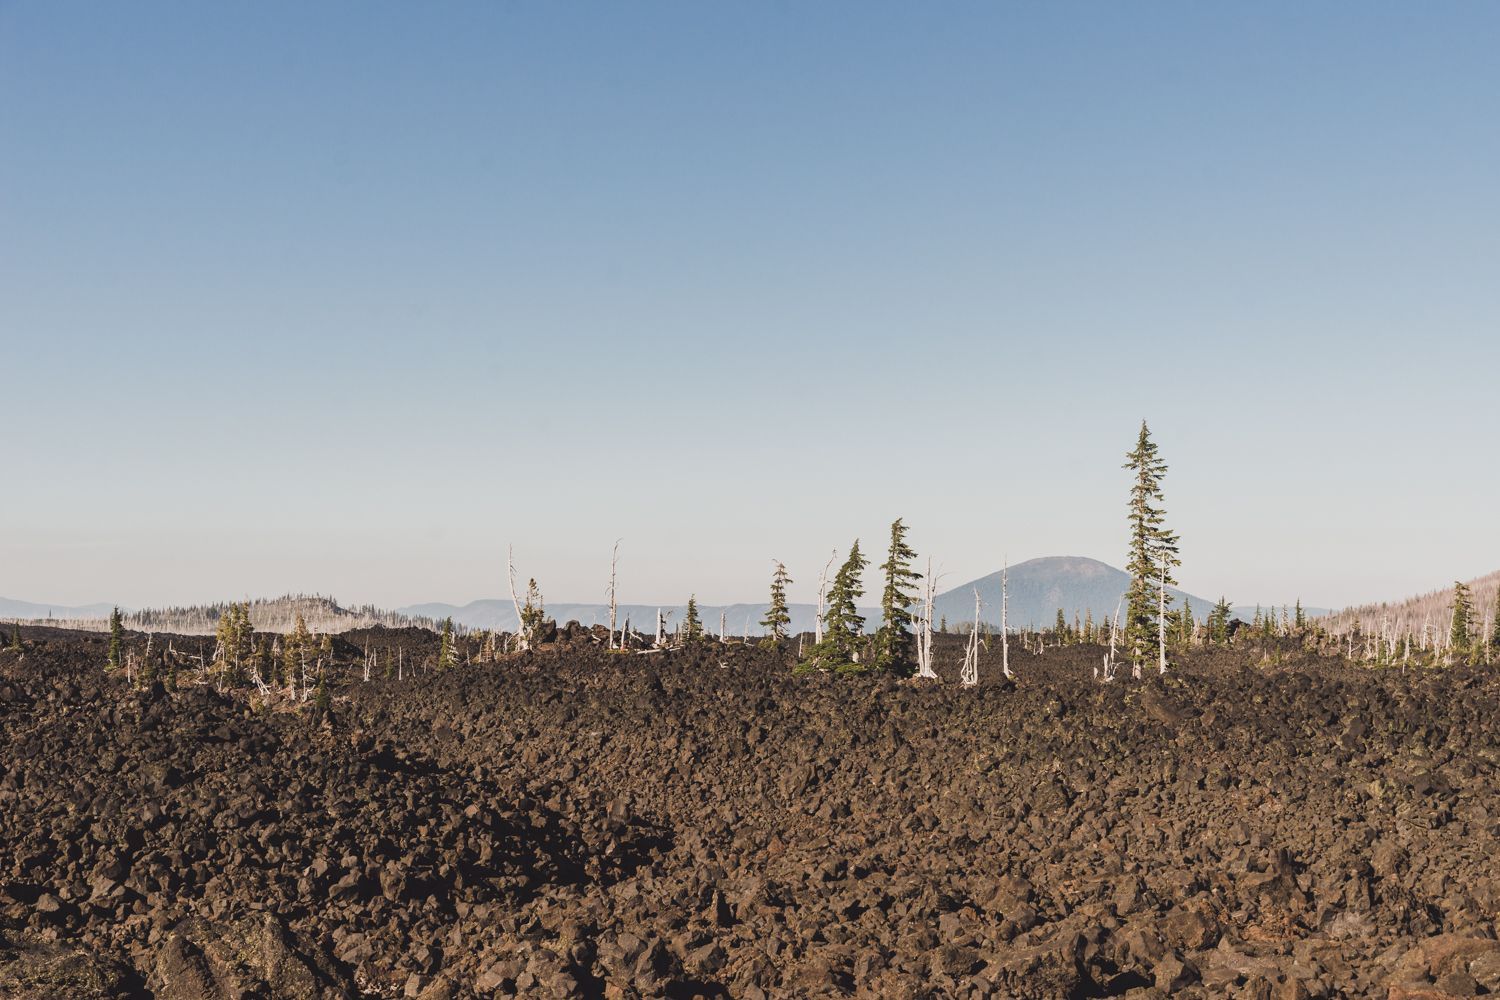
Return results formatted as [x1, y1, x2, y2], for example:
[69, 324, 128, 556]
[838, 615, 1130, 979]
[0, 598, 122, 622]
[403, 556, 1275, 636]
[929, 556, 1222, 630]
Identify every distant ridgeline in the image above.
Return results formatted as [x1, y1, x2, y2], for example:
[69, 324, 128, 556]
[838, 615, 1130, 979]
[9, 594, 437, 636]
[1321, 569, 1500, 639]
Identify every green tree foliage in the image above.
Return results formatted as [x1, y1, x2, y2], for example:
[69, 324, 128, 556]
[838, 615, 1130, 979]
[872, 519, 920, 675]
[107, 607, 123, 670]
[520, 578, 546, 646]
[1491, 589, 1500, 653]
[1054, 609, 1067, 641]
[438, 617, 456, 670]
[283, 613, 312, 688]
[1178, 598, 1194, 646]
[1294, 599, 1307, 632]
[1122, 421, 1179, 670]
[214, 602, 254, 684]
[760, 562, 793, 644]
[1451, 581, 1474, 653]
[313, 670, 331, 721]
[683, 596, 704, 643]
[803, 541, 868, 670]
[1208, 597, 1233, 646]
[8, 622, 19, 653]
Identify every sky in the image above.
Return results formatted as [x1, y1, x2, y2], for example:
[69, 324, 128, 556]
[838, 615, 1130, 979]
[3, 2, 1498, 613]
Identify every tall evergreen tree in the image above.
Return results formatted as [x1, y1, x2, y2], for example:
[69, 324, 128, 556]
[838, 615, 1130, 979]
[8, 621, 20, 653]
[1208, 596, 1233, 646]
[1294, 599, 1307, 632]
[107, 606, 123, 671]
[683, 596, 704, 643]
[1179, 598, 1194, 646]
[826, 541, 867, 653]
[520, 579, 546, 647]
[872, 518, 921, 675]
[1054, 609, 1067, 640]
[438, 617, 456, 670]
[760, 562, 793, 643]
[1450, 581, 1474, 653]
[1122, 421, 1179, 670]
[805, 541, 868, 669]
[1491, 589, 1500, 653]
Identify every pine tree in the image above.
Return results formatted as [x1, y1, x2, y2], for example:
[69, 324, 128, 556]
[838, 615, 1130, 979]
[1179, 598, 1194, 646]
[313, 670, 331, 721]
[438, 617, 455, 669]
[1122, 421, 1179, 671]
[1491, 589, 1500, 653]
[805, 541, 868, 669]
[284, 613, 311, 689]
[683, 597, 704, 643]
[214, 607, 235, 682]
[872, 519, 920, 675]
[1055, 609, 1067, 639]
[8, 622, 20, 653]
[760, 562, 793, 644]
[1209, 597, 1233, 646]
[236, 603, 253, 670]
[938, 616, 947, 634]
[1294, 599, 1307, 632]
[1450, 581, 1474, 654]
[520, 579, 546, 647]
[107, 607, 123, 671]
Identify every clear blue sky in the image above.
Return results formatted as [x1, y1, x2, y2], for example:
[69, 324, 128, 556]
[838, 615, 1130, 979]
[3, 2, 1497, 611]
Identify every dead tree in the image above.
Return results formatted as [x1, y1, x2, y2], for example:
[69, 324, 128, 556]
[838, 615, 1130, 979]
[1157, 555, 1168, 675]
[608, 539, 621, 650]
[1001, 559, 1012, 680]
[960, 589, 981, 688]
[1104, 595, 1124, 682]
[508, 545, 530, 651]
[915, 556, 938, 680]
[815, 549, 837, 645]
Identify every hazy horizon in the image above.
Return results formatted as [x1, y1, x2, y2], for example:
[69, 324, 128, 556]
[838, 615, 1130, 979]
[4, 3, 1498, 612]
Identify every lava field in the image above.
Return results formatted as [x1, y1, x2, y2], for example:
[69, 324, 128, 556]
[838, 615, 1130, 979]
[2, 627, 1498, 999]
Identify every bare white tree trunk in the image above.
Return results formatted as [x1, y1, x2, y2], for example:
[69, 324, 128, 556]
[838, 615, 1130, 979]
[719, 610, 727, 643]
[655, 608, 665, 648]
[1001, 559, 1012, 680]
[1105, 595, 1123, 682]
[608, 539, 621, 650]
[960, 589, 981, 688]
[815, 549, 836, 645]
[1158, 555, 1168, 675]
[507, 544, 529, 652]
[916, 556, 937, 680]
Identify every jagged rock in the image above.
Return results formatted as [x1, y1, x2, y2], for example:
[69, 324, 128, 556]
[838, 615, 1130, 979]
[0, 943, 137, 999]
[148, 915, 355, 999]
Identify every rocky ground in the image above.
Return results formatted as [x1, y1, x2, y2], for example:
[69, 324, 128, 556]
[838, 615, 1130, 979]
[1, 626, 1498, 999]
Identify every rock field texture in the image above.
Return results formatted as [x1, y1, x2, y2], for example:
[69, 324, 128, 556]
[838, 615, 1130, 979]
[1, 626, 1498, 998]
